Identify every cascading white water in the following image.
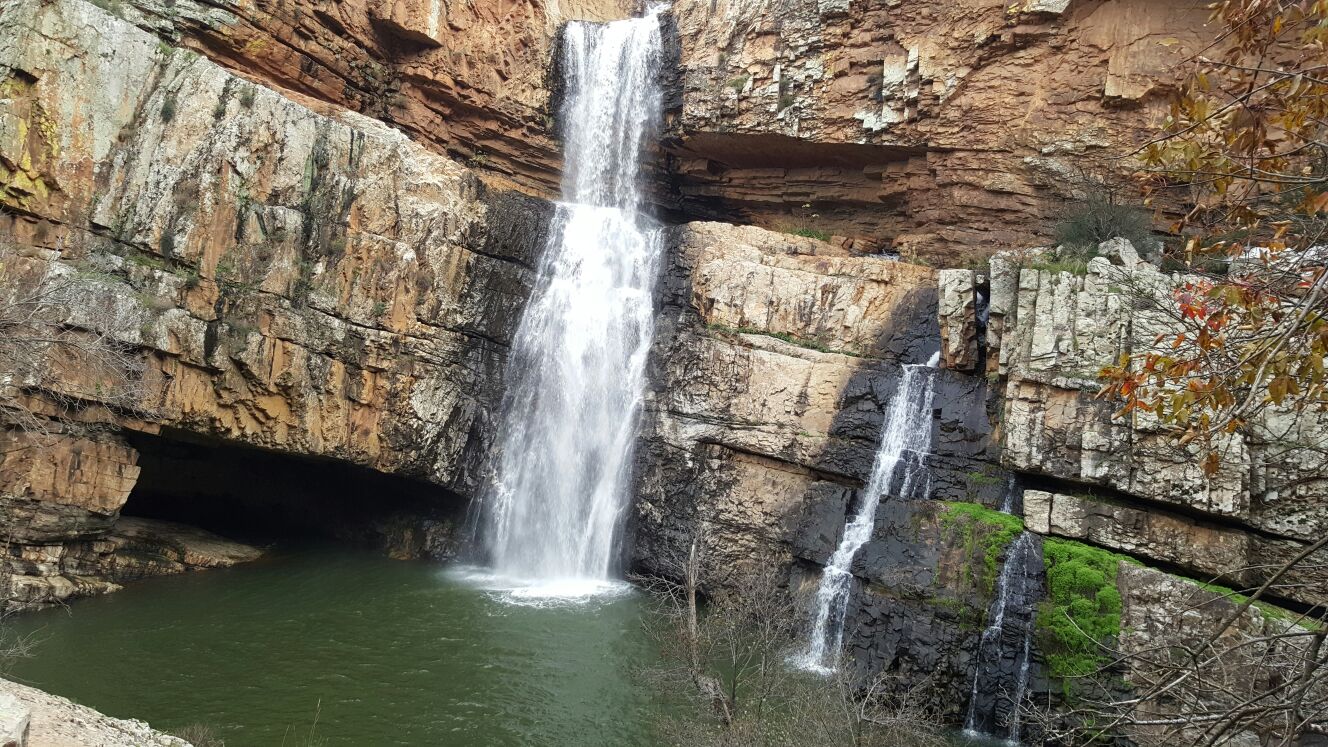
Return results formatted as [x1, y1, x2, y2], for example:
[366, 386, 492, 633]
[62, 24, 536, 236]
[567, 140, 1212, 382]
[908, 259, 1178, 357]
[795, 363, 937, 672]
[963, 529, 1041, 742]
[479, 9, 665, 598]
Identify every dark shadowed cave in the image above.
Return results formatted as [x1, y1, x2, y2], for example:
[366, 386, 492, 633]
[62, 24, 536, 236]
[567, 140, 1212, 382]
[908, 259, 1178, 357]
[119, 429, 467, 559]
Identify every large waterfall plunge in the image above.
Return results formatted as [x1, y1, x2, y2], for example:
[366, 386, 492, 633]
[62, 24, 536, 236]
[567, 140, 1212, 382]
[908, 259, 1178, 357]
[478, 11, 665, 596]
[796, 363, 937, 672]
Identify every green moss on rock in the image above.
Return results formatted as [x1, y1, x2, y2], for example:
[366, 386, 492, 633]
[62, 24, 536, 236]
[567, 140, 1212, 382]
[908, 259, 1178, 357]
[1185, 580, 1321, 630]
[1038, 538, 1134, 679]
[940, 501, 1023, 595]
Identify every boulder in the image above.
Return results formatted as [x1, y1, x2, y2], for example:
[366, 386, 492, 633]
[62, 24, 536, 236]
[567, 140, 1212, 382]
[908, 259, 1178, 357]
[0, 694, 29, 747]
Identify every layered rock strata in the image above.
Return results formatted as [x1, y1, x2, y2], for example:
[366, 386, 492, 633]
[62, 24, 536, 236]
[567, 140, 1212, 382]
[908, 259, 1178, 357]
[665, 0, 1210, 260]
[984, 248, 1328, 600]
[634, 221, 1025, 720]
[0, 0, 547, 607]
[55, 0, 633, 197]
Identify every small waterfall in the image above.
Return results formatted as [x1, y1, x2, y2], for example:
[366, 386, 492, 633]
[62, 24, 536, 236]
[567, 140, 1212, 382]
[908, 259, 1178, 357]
[795, 363, 937, 672]
[479, 10, 665, 597]
[999, 474, 1019, 515]
[963, 530, 1043, 742]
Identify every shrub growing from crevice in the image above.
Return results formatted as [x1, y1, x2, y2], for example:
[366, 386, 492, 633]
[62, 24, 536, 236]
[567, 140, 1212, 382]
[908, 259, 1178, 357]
[786, 227, 830, 241]
[1052, 190, 1155, 254]
[1038, 538, 1136, 679]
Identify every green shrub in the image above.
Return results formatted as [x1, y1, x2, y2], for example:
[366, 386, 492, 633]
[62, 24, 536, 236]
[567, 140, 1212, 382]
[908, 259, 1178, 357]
[964, 470, 1004, 487]
[1052, 193, 1155, 253]
[1027, 248, 1095, 276]
[160, 93, 178, 123]
[787, 227, 830, 241]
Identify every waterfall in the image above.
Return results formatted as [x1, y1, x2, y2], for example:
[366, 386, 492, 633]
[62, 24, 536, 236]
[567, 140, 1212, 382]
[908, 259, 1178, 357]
[478, 9, 665, 598]
[795, 363, 937, 673]
[963, 530, 1043, 742]
[999, 474, 1020, 514]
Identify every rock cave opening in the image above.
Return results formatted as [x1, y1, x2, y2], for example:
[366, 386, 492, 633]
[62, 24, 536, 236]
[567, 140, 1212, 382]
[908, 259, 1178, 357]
[118, 429, 465, 559]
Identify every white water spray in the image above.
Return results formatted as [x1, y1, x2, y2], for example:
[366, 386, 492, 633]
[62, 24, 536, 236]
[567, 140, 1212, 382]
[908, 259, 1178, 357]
[962, 468, 1042, 745]
[479, 10, 665, 598]
[795, 363, 937, 672]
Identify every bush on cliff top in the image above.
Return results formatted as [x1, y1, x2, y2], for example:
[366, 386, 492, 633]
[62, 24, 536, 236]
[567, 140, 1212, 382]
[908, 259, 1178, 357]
[1038, 538, 1134, 679]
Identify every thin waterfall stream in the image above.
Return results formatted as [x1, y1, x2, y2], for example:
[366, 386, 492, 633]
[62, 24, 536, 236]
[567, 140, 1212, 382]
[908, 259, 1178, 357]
[477, 9, 666, 598]
[963, 478, 1043, 743]
[795, 362, 938, 673]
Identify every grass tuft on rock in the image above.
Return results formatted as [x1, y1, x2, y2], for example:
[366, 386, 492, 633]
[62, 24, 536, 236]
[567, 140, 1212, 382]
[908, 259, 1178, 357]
[787, 227, 830, 241]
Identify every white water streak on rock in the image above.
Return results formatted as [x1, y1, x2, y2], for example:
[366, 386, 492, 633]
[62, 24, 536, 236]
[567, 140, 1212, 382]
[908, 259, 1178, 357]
[796, 363, 937, 672]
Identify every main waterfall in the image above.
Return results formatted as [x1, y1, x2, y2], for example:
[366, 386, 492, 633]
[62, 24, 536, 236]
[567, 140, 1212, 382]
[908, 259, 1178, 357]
[795, 363, 937, 672]
[478, 11, 665, 596]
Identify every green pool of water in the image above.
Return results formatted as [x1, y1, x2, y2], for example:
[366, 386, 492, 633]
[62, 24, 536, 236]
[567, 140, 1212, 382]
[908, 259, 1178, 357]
[5, 547, 664, 745]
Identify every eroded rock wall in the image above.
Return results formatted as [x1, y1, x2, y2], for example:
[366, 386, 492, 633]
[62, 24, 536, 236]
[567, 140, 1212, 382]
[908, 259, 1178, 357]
[0, 0, 550, 607]
[983, 251, 1328, 608]
[632, 221, 1028, 719]
[665, 0, 1210, 261]
[65, 0, 633, 196]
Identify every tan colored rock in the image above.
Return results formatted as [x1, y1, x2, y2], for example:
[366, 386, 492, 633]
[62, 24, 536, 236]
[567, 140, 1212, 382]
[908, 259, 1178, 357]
[3, 517, 263, 611]
[0, 0, 539, 490]
[0, 432, 139, 542]
[84, 0, 632, 198]
[1024, 490, 1326, 608]
[668, 0, 1212, 261]
[992, 256, 1325, 539]
[683, 222, 935, 358]
[1118, 564, 1327, 746]
[635, 221, 941, 586]
[0, 679, 186, 747]
[0, 0, 548, 607]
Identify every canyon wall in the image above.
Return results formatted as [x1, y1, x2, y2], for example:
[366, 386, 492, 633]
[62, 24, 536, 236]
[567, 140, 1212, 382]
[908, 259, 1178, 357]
[0, 0, 548, 606]
[664, 0, 1211, 262]
[3, 0, 1325, 741]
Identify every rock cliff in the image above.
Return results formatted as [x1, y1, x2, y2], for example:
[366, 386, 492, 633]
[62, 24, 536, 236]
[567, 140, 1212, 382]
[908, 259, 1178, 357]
[1, 0, 547, 606]
[664, 0, 1211, 261]
[2, 0, 1325, 742]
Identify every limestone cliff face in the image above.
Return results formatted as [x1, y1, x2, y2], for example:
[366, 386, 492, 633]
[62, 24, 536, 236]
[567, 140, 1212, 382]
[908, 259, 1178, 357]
[637, 228, 1327, 734]
[632, 221, 1025, 719]
[0, 0, 549, 606]
[30, 0, 1214, 264]
[73, 0, 631, 196]
[2, 0, 1324, 740]
[665, 0, 1209, 260]
[984, 252, 1328, 610]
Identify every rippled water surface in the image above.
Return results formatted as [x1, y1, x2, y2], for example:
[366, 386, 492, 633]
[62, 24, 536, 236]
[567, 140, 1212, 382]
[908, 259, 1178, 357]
[6, 547, 663, 745]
